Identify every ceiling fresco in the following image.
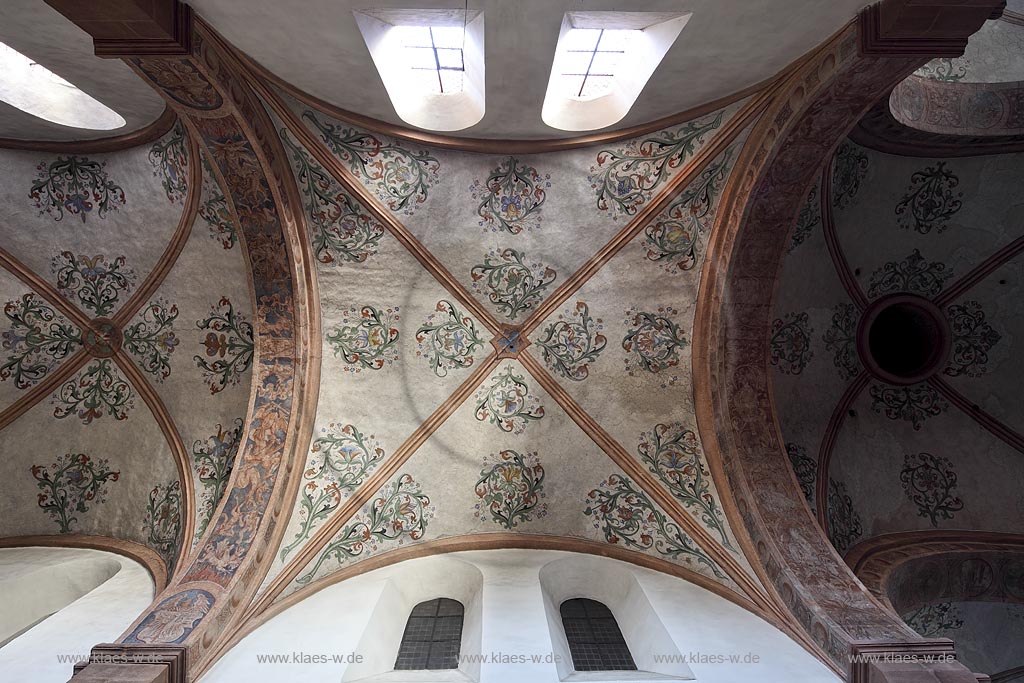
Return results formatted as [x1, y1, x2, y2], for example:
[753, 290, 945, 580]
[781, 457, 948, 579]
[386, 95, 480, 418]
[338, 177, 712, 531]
[0, 124, 253, 575]
[247, 88, 771, 614]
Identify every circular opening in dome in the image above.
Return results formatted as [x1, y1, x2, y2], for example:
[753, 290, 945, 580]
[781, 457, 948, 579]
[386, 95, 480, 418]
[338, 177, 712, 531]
[857, 295, 951, 385]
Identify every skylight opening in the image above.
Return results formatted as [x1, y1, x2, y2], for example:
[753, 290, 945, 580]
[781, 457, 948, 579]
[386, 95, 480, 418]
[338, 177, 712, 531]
[541, 12, 691, 132]
[354, 9, 485, 132]
[392, 25, 466, 96]
[558, 28, 640, 100]
[0, 42, 126, 131]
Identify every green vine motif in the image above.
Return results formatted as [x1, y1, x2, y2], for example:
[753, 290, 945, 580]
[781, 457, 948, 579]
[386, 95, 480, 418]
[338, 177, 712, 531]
[826, 478, 862, 554]
[326, 305, 400, 372]
[915, 58, 968, 82]
[29, 155, 126, 222]
[944, 302, 1001, 378]
[585, 474, 725, 578]
[471, 156, 550, 234]
[149, 124, 190, 202]
[123, 300, 179, 381]
[296, 473, 433, 585]
[302, 112, 440, 213]
[895, 162, 963, 234]
[786, 443, 817, 507]
[637, 423, 732, 549]
[535, 302, 606, 382]
[822, 303, 861, 380]
[789, 184, 821, 252]
[903, 603, 963, 638]
[474, 450, 547, 529]
[415, 300, 485, 377]
[145, 480, 183, 572]
[591, 112, 723, 217]
[473, 365, 545, 434]
[281, 423, 386, 560]
[900, 452, 964, 527]
[831, 142, 869, 210]
[194, 297, 254, 394]
[769, 311, 814, 375]
[199, 157, 237, 250]
[622, 306, 688, 380]
[53, 359, 134, 424]
[470, 249, 556, 320]
[30, 453, 120, 533]
[869, 383, 948, 431]
[642, 149, 732, 272]
[192, 418, 245, 541]
[868, 249, 952, 299]
[1, 294, 81, 389]
[52, 251, 135, 317]
[281, 129, 385, 265]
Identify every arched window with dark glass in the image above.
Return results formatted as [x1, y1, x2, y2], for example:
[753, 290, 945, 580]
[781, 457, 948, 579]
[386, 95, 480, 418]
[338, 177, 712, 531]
[560, 598, 637, 671]
[394, 598, 464, 670]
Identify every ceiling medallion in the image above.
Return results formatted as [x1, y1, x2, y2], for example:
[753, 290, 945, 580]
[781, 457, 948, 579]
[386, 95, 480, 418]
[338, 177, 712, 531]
[856, 294, 951, 386]
[491, 324, 529, 359]
[82, 317, 123, 358]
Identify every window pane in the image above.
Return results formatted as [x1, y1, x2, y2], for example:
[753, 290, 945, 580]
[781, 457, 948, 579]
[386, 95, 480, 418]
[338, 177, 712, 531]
[404, 47, 437, 70]
[559, 599, 637, 672]
[394, 25, 432, 47]
[596, 29, 636, 52]
[439, 69, 464, 94]
[559, 51, 593, 75]
[588, 51, 623, 76]
[562, 28, 602, 52]
[430, 26, 464, 48]
[579, 75, 614, 99]
[436, 48, 464, 70]
[395, 599, 465, 671]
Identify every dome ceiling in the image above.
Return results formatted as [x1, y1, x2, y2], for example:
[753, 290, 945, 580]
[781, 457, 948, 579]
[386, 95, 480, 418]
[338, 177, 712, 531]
[188, 0, 873, 139]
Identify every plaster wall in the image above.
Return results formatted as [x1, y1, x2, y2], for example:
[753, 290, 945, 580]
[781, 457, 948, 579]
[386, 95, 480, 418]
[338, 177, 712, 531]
[0, 546, 155, 683]
[204, 549, 839, 683]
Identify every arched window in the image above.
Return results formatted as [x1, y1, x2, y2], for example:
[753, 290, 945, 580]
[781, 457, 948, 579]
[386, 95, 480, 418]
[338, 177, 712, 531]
[394, 598, 464, 670]
[559, 598, 637, 671]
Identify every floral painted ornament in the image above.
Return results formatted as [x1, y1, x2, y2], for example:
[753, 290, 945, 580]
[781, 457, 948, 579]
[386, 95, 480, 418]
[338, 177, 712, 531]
[900, 452, 964, 527]
[192, 418, 245, 541]
[123, 300, 179, 381]
[30, 155, 126, 222]
[416, 300, 484, 377]
[31, 452, 120, 533]
[535, 302, 606, 381]
[643, 149, 732, 272]
[326, 305, 400, 373]
[52, 251, 135, 318]
[471, 248, 556, 320]
[769, 311, 813, 375]
[622, 306, 687, 384]
[637, 423, 732, 548]
[297, 473, 433, 585]
[195, 297, 254, 394]
[591, 112, 723, 217]
[585, 473, 724, 578]
[471, 156, 550, 234]
[52, 358, 134, 424]
[281, 423, 385, 560]
[474, 450, 547, 529]
[1, 293, 80, 389]
[148, 124, 190, 203]
[473, 364, 544, 434]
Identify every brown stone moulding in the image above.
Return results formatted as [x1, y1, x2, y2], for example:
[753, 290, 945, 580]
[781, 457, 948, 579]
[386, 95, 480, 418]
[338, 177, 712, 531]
[0, 106, 177, 152]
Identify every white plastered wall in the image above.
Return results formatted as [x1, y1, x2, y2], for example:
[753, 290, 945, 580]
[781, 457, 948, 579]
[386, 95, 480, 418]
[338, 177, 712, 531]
[202, 549, 841, 683]
[0, 546, 155, 683]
